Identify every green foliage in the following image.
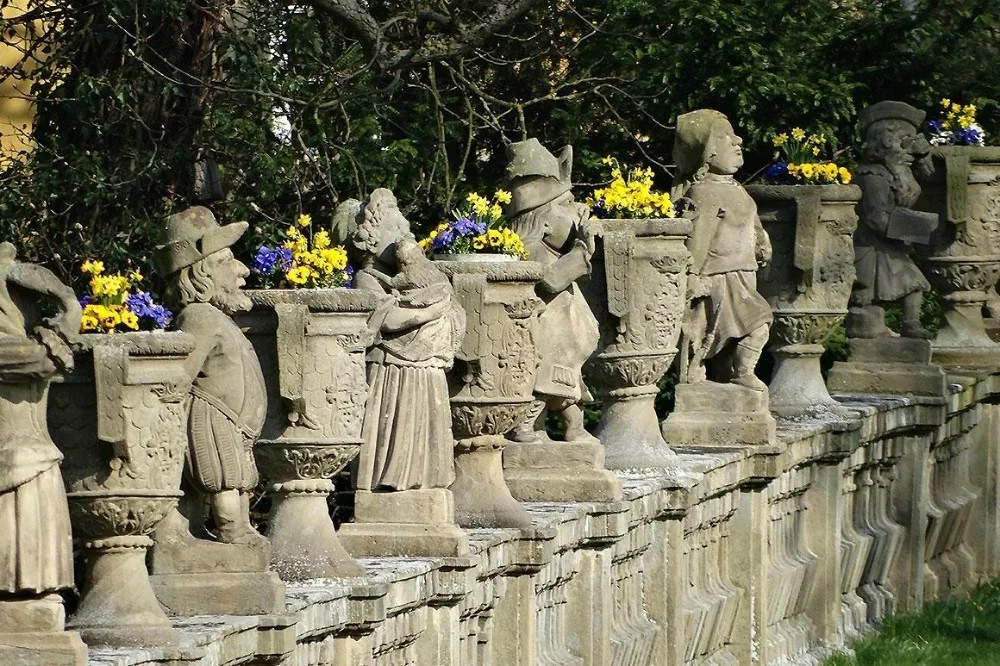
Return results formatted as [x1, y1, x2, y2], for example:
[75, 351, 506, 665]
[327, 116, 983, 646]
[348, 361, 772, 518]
[826, 578, 1000, 665]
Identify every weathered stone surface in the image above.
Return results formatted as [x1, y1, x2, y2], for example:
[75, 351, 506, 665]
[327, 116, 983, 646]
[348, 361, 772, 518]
[666, 109, 776, 447]
[749, 183, 861, 418]
[663, 382, 778, 448]
[150, 206, 284, 615]
[0, 243, 85, 665]
[332, 189, 470, 555]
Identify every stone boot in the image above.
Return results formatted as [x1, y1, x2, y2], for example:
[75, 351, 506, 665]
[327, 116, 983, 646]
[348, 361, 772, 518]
[901, 319, 933, 339]
[212, 489, 267, 546]
[508, 399, 544, 444]
[561, 403, 600, 444]
[731, 329, 767, 392]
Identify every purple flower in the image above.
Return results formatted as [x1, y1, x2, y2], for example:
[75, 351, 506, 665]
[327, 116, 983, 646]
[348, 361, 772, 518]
[762, 161, 790, 183]
[253, 245, 291, 275]
[125, 291, 172, 329]
[927, 120, 943, 133]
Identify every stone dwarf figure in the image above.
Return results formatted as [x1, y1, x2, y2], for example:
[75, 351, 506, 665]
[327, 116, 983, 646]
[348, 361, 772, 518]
[156, 207, 267, 545]
[504, 138, 601, 444]
[0, 242, 81, 644]
[847, 101, 939, 339]
[672, 109, 773, 390]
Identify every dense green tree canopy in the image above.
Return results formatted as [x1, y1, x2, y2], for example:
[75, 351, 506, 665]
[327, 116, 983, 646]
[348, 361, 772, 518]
[1, 0, 998, 287]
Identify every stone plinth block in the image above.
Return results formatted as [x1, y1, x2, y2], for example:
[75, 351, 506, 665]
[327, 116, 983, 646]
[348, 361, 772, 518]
[339, 489, 470, 557]
[661, 383, 776, 447]
[582, 218, 691, 470]
[503, 440, 622, 502]
[239, 288, 378, 580]
[0, 632, 87, 666]
[827, 338, 947, 397]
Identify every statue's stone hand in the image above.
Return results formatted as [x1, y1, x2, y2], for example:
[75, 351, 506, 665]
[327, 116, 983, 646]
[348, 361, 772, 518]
[33, 325, 74, 373]
[687, 274, 712, 300]
[675, 196, 698, 220]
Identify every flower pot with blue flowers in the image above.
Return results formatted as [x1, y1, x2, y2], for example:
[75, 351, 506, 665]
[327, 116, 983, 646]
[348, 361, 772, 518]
[47, 261, 196, 647]
[237, 214, 377, 579]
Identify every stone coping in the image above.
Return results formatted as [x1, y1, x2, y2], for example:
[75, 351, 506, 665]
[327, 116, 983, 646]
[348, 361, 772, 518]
[70, 330, 197, 356]
[746, 182, 863, 201]
[86, 370, 997, 666]
[433, 260, 545, 282]
[245, 288, 380, 312]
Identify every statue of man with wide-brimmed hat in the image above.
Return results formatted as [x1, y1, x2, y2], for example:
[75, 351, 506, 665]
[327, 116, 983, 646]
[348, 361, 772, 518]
[155, 206, 267, 546]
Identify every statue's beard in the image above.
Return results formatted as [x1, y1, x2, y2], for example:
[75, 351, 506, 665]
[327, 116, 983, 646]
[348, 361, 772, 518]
[886, 162, 921, 206]
[210, 289, 252, 315]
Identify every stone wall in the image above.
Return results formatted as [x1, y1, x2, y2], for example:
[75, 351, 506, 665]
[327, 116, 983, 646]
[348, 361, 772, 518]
[85, 369, 1000, 666]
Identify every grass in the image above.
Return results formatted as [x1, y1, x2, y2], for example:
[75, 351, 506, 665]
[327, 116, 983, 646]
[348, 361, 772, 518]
[827, 580, 1000, 665]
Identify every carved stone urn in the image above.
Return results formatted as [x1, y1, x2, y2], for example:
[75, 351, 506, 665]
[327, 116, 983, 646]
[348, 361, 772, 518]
[916, 146, 1000, 367]
[437, 260, 543, 528]
[581, 218, 691, 469]
[237, 289, 377, 580]
[748, 184, 862, 416]
[48, 331, 195, 648]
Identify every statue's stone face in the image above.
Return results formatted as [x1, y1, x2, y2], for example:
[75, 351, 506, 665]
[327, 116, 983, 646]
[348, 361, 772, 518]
[870, 120, 930, 167]
[206, 248, 252, 314]
[707, 122, 744, 175]
[541, 192, 589, 250]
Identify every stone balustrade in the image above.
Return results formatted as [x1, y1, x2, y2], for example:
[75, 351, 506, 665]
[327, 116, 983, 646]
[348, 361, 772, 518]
[81, 369, 1000, 666]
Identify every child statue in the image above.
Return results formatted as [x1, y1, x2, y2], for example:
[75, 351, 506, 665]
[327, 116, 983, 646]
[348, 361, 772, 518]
[672, 109, 773, 390]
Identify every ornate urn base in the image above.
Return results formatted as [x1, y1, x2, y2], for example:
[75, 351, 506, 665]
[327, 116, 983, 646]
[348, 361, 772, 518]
[67, 492, 181, 647]
[922, 256, 1000, 368]
[239, 289, 377, 579]
[48, 332, 197, 646]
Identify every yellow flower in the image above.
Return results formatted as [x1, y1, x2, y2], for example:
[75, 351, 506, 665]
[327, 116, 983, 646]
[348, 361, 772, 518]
[81, 259, 104, 276]
[287, 266, 310, 285]
[964, 104, 977, 115]
[473, 236, 486, 250]
[799, 163, 815, 180]
[812, 146, 821, 156]
[297, 214, 312, 228]
[495, 189, 513, 204]
[941, 98, 951, 109]
[772, 133, 789, 148]
[120, 311, 139, 330]
[791, 127, 806, 141]
[129, 269, 143, 282]
[838, 167, 852, 184]
[314, 230, 331, 250]
[601, 156, 613, 165]
[80, 314, 99, 333]
[489, 204, 503, 220]
[473, 199, 489, 217]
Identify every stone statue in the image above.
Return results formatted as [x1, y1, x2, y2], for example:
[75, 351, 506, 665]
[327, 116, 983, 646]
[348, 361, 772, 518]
[847, 101, 938, 339]
[335, 188, 470, 556]
[504, 138, 600, 444]
[157, 206, 266, 545]
[149, 207, 283, 617]
[672, 109, 773, 390]
[0, 241, 86, 663]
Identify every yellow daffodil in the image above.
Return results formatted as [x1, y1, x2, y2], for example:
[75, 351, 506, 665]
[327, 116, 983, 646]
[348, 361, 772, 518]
[297, 214, 312, 228]
[495, 189, 512, 204]
[791, 127, 806, 141]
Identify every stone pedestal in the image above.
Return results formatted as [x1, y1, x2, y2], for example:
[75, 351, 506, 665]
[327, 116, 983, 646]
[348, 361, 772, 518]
[0, 595, 87, 666]
[503, 439, 621, 502]
[239, 289, 377, 580]
[827, 338, 946, 396]
[339, 489, 469, 557]
[922, 256, 1000, 368]
[748, 184, 862, 418]
[661, 382, 776, 447]
[48, 333, 197, 646]
[581, 219, 691, 469]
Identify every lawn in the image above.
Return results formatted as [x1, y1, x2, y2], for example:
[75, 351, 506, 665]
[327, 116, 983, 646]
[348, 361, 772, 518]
[828, 580, 1000, 665]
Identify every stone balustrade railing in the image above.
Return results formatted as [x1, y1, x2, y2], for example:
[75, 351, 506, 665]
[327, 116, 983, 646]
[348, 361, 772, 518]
[81, 369, 1000, 666]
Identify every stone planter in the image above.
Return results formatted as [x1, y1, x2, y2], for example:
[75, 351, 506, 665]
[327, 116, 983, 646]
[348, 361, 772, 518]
[581, 218, 691, 469]
[433, 253, 520, 263]
[748, 184, 862, 416]
[47, 331, 195, 648]
[916, 146, 1000, 367]
[436, 260, 543, 528]
[238, 289, 377, 580]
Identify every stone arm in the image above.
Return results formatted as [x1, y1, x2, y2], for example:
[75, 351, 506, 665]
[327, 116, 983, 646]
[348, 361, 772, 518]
[174, 307, 223, 383]
[356, 270, 450, 333]
[537, 240, 592, 294]
[8, 263, 82, 342]
[754, 214, 772, 267]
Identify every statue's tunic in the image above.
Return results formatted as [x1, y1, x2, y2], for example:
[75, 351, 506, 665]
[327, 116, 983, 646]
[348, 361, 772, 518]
[523, 240, 599, 402]
[852, 164, 931, 304]
[683, 175, 772, 358]
[177, 304, 265, 493]
[355, 270, 465, 491]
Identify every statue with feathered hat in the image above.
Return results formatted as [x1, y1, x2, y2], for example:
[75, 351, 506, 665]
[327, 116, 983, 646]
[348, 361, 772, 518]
[671, 109, 773, 390]
[504, 138, 600, 445]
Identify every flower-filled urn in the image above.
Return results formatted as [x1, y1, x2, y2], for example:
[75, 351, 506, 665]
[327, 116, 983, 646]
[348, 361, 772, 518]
[48, 331, 196, 648]
[748, 183, 861, 416]
[237, 288, 377, 579]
